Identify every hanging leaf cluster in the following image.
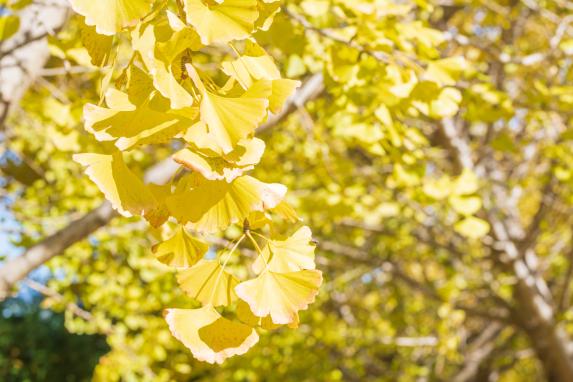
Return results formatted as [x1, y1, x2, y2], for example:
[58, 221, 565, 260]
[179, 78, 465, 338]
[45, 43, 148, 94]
[69, 0, 322, 363]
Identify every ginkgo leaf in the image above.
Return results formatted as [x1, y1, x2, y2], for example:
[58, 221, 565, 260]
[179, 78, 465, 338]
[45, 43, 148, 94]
[152, 226, 208, 268]
[186, 63, 268, 153]
[173, 138, 265, 182]
[69, 0, 152, 35]
[235, 269, 322, 324]
[79, 21, 113, 67]
[236, 300, 282, 330]
[158, 12, 203, 62]
[181, 121, 222, 154]
[165, 306, 259, 364]
[131, 22, 197, 109]
[166, 175, 286, 233]
[221, 56, 299, 113]
[253, 226, 316, 273]
[84, 89, 197, 150]
[73, 152, 167, 227]
[200, 90, 268, 154]
[183, 0, 259, 45]
[272, 200, 300, 222]
[255, 0, 281, 31]
[270, 79, 300, 113]
[222, 54, 281, 88]
[177, 260, 238, 306]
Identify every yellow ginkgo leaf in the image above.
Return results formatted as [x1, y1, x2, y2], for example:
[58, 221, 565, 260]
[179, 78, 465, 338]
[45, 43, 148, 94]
[152, 226, 208, 268]
[177, 260, 238, 306]
[272, 200, 300, 222]
[183, 0, 259, 45]
[84, 89, 197, 150]
[221, 55, 299, 113]
[166, 175, 285, 233]
[69, 0, 152, 35]
[182, 121, 222, 154]
[158, 12, 203, 62]
[131, 22, 197, 109]
[255, 0, 281, 31]
[270, 79, 300, 114]
[186, 63, 268, 153]
[235, 269, 322, 324]
[73, 152, 167, 227]
[173, 137, 265, 182]
[79, 21, 113, 67]
[236, 300, 282, 330]
[222, 54, 281, 88]
[200, 90, 268, 154]
[165, 306, 259, 364]
[253, 226, 316, 273]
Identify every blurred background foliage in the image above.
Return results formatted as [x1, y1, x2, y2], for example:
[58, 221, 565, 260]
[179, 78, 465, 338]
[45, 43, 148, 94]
[0, 296, 108, 381]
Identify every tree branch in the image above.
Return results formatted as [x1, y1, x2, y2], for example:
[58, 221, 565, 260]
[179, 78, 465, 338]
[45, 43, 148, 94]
[0, 0, 69, 130]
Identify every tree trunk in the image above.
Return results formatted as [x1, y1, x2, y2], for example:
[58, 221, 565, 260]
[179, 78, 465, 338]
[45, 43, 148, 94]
[0, 0, 69, 128]
[513, 276, 573, 381]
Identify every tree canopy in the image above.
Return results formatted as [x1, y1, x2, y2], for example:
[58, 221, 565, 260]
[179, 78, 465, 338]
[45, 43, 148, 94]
[2, 0, 573, 380]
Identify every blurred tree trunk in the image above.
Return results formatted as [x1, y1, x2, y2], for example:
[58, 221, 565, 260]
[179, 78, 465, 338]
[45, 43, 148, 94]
[0, 0, 69, 129]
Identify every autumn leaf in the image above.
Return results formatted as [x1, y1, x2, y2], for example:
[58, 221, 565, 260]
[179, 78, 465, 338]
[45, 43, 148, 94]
[69, 0, 152, 35]
[252, 226, 316, 273]
[177, 260, 238, 306]
[166, 175, 286, 233]
[235, 269, 322, 324]
[183, 0, 259, 45]
[152, 226, 209, 268]
[73, 152, 168, 227]
[165, 306, 259, 364]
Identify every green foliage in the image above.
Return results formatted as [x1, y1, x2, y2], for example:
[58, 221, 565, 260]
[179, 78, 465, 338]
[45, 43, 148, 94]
[0, 298, 108, 381]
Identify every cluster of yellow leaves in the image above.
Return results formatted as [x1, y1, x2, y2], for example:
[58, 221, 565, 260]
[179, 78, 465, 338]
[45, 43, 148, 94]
[423, 169, 490, 239]
[166, 226, 321, 364]
[69, 0, 322, 363]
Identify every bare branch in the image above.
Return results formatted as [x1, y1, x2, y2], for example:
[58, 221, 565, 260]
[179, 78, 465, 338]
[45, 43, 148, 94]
[451, 323, 505, 382]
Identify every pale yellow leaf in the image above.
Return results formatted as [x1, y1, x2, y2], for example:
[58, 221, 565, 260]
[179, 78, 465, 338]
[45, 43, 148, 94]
[165, 306, 259, 364]
[177, 260, 238, 306]
[235, 269, 322, 324]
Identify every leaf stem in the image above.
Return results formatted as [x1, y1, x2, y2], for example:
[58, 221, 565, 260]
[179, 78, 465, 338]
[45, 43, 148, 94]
[208, 234, 245, 304]
[247, 232, 269, 269]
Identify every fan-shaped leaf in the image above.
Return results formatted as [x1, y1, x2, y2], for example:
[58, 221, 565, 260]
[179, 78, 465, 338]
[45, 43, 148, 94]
[166, 175, 285, 233]
[165, 306, 259, 364]
[235, 269, 322, 324]
[253, 226, 316, 273]
[183, 0, 259, 45]
[69, 0, 152, 35]
[73, 152, 168, 227]
[177, 260, 238, 306]
[173, 137, 265, 182]
[152, 226, 208, 268]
